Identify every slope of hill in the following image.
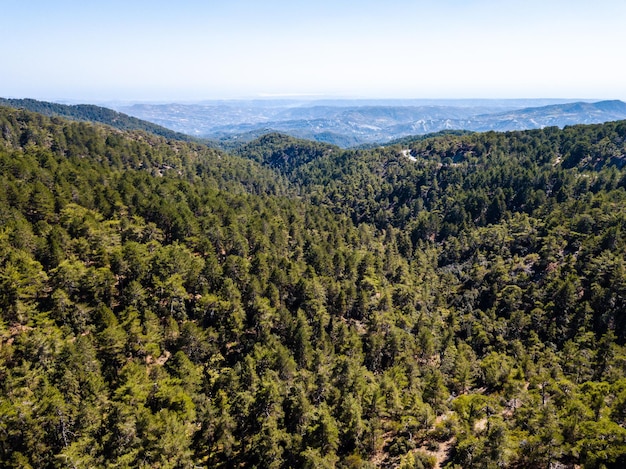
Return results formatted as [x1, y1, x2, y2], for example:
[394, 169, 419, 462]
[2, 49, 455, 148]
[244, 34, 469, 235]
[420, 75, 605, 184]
[468, 99, 626, 132]
[2, 106, 626, 468]
[0, 97, 200, 142]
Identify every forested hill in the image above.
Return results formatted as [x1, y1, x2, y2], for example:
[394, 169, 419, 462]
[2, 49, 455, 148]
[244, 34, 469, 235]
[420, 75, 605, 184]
[234, 132, 339, 175]
[0, 97, 199, 143]
[2, 106, 626, 468]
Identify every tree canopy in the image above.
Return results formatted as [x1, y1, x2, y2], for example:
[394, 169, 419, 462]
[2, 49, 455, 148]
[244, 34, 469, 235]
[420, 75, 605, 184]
[2, 106, 626, 467]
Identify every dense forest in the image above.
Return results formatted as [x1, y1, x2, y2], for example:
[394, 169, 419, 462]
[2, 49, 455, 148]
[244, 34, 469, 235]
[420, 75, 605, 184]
[2, 105, 626, 468]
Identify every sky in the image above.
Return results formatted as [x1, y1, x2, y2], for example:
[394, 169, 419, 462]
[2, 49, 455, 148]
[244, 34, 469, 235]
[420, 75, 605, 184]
[2, 0, 626, 102]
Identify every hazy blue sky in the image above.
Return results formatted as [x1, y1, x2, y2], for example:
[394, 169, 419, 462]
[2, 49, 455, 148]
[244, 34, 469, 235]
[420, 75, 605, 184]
[2, 0, 625, 102]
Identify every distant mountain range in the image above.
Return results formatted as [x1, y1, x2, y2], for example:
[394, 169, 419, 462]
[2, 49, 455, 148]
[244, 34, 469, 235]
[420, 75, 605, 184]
[3, 97, 626, 148]
[114, 99, 626, 147]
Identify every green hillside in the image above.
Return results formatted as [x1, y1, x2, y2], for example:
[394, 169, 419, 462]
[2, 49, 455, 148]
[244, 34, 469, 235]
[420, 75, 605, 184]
[2, 106, 626, 468]
[0, 98, 200, 143]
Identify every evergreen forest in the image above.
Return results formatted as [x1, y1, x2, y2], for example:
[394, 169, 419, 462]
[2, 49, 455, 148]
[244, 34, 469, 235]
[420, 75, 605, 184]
[3, 105, 626, 468]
